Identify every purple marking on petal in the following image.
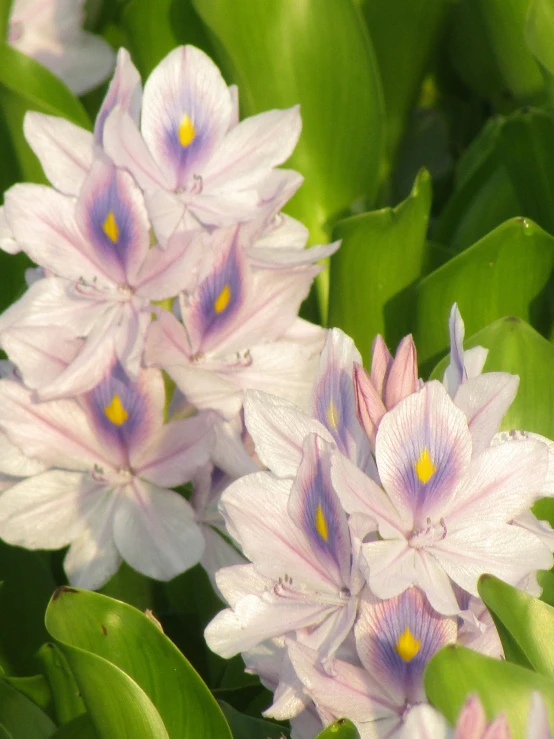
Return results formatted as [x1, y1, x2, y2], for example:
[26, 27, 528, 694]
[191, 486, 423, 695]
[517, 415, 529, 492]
[355, 587, 456, 704]
[84, 360, 150, 463]
[191, 230, 244, 350]
[77, 160, 149, 281]
[289, 434, 352, 587]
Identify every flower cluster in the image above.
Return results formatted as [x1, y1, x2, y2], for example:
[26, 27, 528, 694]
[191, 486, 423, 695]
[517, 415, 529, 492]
[205, 305, 554, 738]
[0, 45, 337, 589]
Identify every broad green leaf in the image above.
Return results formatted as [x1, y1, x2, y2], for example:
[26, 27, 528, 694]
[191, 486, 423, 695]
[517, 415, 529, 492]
[315, 719, 360, 738]
[121, 0, 213, 78]
[51, 714, 97, 739]
[448, 0, 544, 108]
[0, 542, 56, 675]
[2, 675, 52, 718]
[37, 644, 85, 725]
[45, 586, 232, 739]
[415, 218, 554, 366]
[498, 108, 554, 236]
[478, 575, 554, 678]
[0, 725, 12, 739]
[425, 644, 554, 737]
[192, 0, 385, 242]
[218, 701, 290, 739]
[0, 679, 56, 738]
[526, 0, 554, 76]
[0, 0, 13, 43]
[328, 169, 432, 365]
[431, 317, 554, 439]
[360, 0, 450, 159]
[538, 569, 554, 607]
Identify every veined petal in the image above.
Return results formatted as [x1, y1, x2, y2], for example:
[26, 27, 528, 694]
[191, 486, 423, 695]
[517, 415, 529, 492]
[94, 47, 142, 145]
[310, 329, 371, 469]
[370, 334, 393, 395]
[113, 478, 205, 580]
[0, 470, 106, 549]
[141, 45, 233, 190]
[75, 158, 150, 283]
[443, 303, 468, 397]
[202, 105, 302, 190]
[384, 334, 419, 408]
[244, 390, 333, 478]
[288, 434, 352, 588]
[132, 229, 204, 298]
[355, 587, 457, 706]
[353, 362, 386, 448]
[23, 111, 93, 195]
[362, 539, 417, 601]
[376, 381, 472, 526]
[453, 373, 519, 456]
[400, 704, 450, 739]
[0, 431, 47, 477]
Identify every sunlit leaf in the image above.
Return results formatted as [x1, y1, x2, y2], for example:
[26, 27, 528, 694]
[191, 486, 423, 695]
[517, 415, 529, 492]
[37, 643, 85, 725]
[315, 718, 360, 738]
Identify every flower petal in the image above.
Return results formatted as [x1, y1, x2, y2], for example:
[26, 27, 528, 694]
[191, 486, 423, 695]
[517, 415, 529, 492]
[95, 47, 142, 144]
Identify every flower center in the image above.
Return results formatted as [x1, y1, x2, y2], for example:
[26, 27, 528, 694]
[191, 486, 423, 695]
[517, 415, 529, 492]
[408, 517, 447, 549]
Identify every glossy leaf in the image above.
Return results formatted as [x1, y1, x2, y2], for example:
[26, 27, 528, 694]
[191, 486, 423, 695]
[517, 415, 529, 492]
[51, 714, 97, 739]
[526, 0, 554, 77]
[315, 719, 360, 738]
[431, 317, 554, 439]
[192, 0, 385, 243]
[0, 679, 56, 738]
[0, 542, 56, 675]
[415, 218, 554, 366]
[360, 0, 450, 159]
[121, 0, 213, 78]
[218, 701, 290, 739]
[478, 575, 554, 678]
[425, 644, 554, 737]
[328, 168, 432, 364]
[45, 587, 232, 739]
[498, 108, 554, 236]
[37, 643, 85, 725]
[448, 0, 544, 107]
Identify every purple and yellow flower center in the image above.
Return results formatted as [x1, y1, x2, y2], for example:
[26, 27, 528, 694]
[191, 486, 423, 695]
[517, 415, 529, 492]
[414, 447, 436, 485]
[178, 114, 196, 148]
[326, 399, 339, 430]
[395, 627, 421, 662]
[102, 210, 119, 244]
[214, 283, 231, 314]
[104, 394, 129, 426]
[315, 502, 329, 542]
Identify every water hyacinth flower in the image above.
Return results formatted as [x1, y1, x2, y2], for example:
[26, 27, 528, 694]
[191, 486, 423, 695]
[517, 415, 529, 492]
[288, 587, 456, 738]
[103, 45, 302, 238]
[8, 0, 115, 94]
[0, 157, 203, 398]
[0, 361, 215, 588]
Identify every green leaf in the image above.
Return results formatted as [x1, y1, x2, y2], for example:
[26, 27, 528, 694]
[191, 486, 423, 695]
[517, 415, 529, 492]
[478, 575, 554, 678]
[498, 108, 554, 236]
[0, 541, 57, 675]
[218, 701, 289, 739]
[526, 0, 554, 77]
[45, 586, 232, 739]
[314, 719, 360, 738]
[37, 644, 85, 725]
[0, 679, 56, 739]
[328, 169, 432, 365]
[192, 0, 385, 241]
[431, 317, 554, 439]
[538, 569, 554, 607]
[0, 0, 13, 42]
[2, 675, 52, 718]
[121, 0, 213, 78]
[425, 644, 554, 737]
[359, 0, 450, 159]
[415, 218, 554, 367]
[51, 714, 97, 739]
[448, 0, 544, 107]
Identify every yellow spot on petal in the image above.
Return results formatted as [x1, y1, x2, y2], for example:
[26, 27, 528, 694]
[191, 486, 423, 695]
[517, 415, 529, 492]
[102, 210, 119, 243]
[104, 394, 128, 426]
[326, 399, 339, 430]
[178, 114, 196, 147]
[395, 627, 421, 662]
[315, 503, 329, 542]
[415, 447, 436, 484]
[214, 284, 231, 314]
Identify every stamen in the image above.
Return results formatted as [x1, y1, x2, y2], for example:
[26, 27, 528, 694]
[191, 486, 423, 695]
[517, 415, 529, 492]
[178, 114, 196, 147]
[395, 627, 421, 662]
[104, 394, 129, 426]
[214, 284, 231, 314]
[415, 447, 436, 484]
[315, 503, 329, 542]
[102, 211, 119, 243]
